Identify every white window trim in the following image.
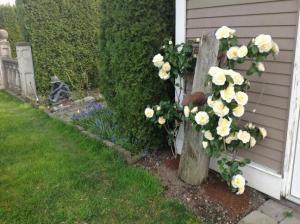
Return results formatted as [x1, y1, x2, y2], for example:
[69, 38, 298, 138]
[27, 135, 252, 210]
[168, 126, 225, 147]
[175, 0, 186, 45]
[175, 0, 186, 154]
[282, 10, 300, 201]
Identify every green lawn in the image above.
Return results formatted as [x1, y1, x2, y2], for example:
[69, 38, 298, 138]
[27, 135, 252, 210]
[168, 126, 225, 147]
[0, 91, 200, 224]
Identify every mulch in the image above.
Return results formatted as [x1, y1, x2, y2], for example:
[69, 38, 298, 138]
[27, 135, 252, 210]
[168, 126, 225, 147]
[136, 150, 267, 224]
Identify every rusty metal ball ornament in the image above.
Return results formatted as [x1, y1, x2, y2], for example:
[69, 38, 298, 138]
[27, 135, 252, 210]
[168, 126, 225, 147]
[0, 29, 8, 41]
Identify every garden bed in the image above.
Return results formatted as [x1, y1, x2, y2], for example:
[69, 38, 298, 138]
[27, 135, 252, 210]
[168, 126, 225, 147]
[44, 93, 267, 223]
[137, 150, 267, 224]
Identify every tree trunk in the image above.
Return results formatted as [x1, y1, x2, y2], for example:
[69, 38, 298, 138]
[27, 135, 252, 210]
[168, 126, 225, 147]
[178, 34, 219, 185]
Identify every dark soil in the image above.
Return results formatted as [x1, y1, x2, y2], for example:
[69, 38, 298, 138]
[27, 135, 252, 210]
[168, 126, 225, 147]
[136, 150, 267, 224]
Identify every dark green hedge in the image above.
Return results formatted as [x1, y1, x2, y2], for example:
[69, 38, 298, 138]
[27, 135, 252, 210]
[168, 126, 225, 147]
[16, 0, 101, 94]
[0, 5, 21, 57]
[99, 0, 175, 150]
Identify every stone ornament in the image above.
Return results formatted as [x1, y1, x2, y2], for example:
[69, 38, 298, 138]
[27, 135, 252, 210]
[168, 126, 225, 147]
[0, 29, 8, 42]
[49, 76, 71, 104]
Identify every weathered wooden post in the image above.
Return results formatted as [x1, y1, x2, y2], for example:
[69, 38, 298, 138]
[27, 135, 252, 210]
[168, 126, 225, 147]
[178, 34, 219, 185]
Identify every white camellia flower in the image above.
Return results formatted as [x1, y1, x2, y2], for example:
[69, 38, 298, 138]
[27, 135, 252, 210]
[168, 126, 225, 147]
[145, 108, 154, 118]
[184, 106, 190, 118]
[207, 96, 215, 108]
[177, 45, 183, 53]
[225, 132, 237, 145]
[272, 41, 280, 55]
[218, 117, 232, 127]
[158, 116, 166, 125]
[226, 70, 244, 85]
[204, 130, 214, 141]
[195, 111, 209, 126]
[217, 117, 232, 137]
[191, 107, 198, 114]
[169, 40, 173, 45]
[237, 45, 248, 58]
[213, 100, 229, 117]
[256, 62, 265, 72]
[259, 127, 267, 139]
[250, 137, 257, 148]
[161, 62, 171, 73]
[215, 26, 236, 40]
[158, 69, 170, 80]
[231, 174, 246, 195]
[254, 34, 273, 53]
[225, 135, 234, 144]
[245, 123, 256, 129]
[156, 106, 161, 111]
[233, 105, 245, 117]
[237, 186, 245, 195]
[152, 54, 164, 68]
[217, 125, 231, 137]
[225, 133, 237, 144]
[227, 46, 239, 60]
[208, 66, 223, 76]
[234, 91, 248, 106]
[237, 130, 251, 144]
[202, 141, 208, 149]
[220, 85, 235, 103]
[212, 70, 226, 86]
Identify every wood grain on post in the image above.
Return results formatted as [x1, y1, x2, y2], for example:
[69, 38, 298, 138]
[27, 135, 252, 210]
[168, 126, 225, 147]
[178, 34, 219, 185]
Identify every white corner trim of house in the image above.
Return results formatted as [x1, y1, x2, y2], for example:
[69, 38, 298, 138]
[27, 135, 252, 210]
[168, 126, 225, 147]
[210, 158, 282, 200]
[175, 0, 187, 154]
[281, 9, 300, 203]
[175, 0, 186, 45]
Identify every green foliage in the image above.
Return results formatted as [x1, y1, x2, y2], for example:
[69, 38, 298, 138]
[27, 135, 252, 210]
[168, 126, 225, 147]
[217, 158, 250, 187]
[99, 0, 175, 150]
[157, 39, 196, 82]
[72, 103, 141, 153]
[0, 5, 21, 57]
[145, 41, 196, 155]
[15, 0, 101, 94]
[0, 91, 200, 224]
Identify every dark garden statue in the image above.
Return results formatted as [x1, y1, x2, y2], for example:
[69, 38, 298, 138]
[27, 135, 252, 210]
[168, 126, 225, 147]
[49, 76, 71, 104]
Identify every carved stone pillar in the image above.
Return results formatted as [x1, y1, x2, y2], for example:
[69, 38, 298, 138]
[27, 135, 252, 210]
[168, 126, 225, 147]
[16, 42, 37, 99]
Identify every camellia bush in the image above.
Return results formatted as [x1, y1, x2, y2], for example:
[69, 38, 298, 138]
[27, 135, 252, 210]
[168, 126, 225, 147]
[145, 26, 279, 195]
[16, 0, 101, 94]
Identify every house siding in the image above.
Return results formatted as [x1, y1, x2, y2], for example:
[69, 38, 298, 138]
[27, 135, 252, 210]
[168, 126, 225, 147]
[186, 0, 299, 173]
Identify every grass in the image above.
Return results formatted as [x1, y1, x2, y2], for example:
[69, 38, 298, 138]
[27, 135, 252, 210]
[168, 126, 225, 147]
[0, 91, 200, 224]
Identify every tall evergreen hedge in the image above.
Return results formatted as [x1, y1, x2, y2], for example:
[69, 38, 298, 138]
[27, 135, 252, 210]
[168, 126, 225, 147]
[0, 5, 21, 57]
[16, 0, 101, 94]
[99, 0, 175, 150]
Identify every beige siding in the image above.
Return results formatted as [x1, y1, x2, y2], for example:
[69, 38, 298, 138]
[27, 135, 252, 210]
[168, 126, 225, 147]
[186, 0, 299, 173]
